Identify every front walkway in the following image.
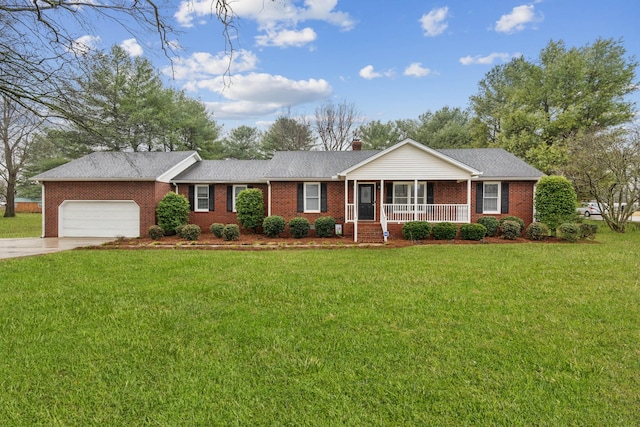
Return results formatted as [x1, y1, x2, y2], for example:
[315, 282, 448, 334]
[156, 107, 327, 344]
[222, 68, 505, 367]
[0, 238, 113, 260]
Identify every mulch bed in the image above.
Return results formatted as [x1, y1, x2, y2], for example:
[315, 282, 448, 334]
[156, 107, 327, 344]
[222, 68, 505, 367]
[100, 233, 580, 251]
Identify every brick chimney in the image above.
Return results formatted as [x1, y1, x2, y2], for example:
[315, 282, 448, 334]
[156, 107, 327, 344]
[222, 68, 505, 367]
[352, 137, 362, 151]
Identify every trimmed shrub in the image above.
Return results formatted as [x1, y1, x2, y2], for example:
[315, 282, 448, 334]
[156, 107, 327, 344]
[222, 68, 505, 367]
[156, 191, 190, 235]
[235, 188, 264, 231]
[526, 222, 550, 241]
[501, 220, 521, 240]
[210, 223, 224, 238]
[289, 217, 311, 238]
[432, 222, 458, 240]
[263, 215, 286, 238]
[314, 216, 336, 238]
[534, 176, 577, 235]
[148, 225, 164, 240]
[477, 216, 499, 237]
[579, 223, 598, 240]
[460, 223, 486, 241]
[179, 224, 201, 241]
[401, 221, 432, 240]
[558, 222, 580, 242]
[499, 216, 524, 234]
[222, 224, 240, 241]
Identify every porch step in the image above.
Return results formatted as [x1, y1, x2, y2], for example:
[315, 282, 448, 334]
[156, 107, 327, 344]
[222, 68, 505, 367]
[357, 223, 385, 243]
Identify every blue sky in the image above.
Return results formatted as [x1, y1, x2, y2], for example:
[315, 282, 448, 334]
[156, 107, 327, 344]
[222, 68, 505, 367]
[77, 0, 640, 133]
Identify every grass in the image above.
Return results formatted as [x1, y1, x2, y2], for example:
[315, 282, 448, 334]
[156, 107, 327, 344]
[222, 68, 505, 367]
[0, 226, 639, 425]
[0, 210, 42, 237]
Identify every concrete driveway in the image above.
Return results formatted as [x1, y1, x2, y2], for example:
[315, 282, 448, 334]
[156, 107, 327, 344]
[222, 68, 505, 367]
[0, 238, 114, 260]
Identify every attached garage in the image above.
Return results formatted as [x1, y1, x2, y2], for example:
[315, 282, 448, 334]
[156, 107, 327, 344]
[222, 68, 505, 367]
[59, 200, 140, 238]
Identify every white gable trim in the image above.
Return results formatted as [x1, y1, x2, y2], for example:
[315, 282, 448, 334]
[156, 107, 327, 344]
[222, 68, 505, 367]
[338, 138, 481, 177]
[157, 152, 202, 183]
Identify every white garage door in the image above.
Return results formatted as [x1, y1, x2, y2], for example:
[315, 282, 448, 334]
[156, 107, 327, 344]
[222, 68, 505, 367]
[59, 201, 140, 237]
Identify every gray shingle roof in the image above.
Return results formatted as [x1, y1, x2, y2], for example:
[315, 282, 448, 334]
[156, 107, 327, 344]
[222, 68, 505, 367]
[32, 151, 198, 181]
[264, 150, 379, 179]
[172, 159, 272, 182]
[437, 148, 544, 179]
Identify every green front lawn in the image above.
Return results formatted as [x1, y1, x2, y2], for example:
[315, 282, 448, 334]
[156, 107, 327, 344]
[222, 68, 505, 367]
[0, 210, 42, 237]
[1, 228, 639, 425]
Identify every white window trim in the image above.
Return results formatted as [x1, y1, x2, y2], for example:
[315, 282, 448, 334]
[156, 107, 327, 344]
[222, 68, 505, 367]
[483, 182, 501, 214]
[232, 184, 248, 212]
[304, 182, 321, 213]
[392, 181, 426, 205]
[195, 185, 209, 212]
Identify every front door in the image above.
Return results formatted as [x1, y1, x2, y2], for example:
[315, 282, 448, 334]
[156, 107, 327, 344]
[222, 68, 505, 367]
[358, 184, 375, 221]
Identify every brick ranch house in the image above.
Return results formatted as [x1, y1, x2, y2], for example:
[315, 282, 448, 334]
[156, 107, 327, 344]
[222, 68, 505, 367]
[33, 139, 544, 242]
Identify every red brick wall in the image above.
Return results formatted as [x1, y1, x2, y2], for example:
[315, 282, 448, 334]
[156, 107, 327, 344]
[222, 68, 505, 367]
[42, 181, 171, 237]
[470, 181, 535, 226]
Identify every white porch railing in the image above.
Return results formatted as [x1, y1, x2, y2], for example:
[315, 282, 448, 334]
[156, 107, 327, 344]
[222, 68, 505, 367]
[347, 203, 469, 223]
[383, 204, 469, 223]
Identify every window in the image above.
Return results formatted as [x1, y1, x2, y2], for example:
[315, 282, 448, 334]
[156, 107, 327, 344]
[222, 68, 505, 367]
[304, 183, 321, 212]
[392, 182, 426, 205]
[195, 185, 209, 212]
[232, 185, 248, 212]
[483, 182, 500, 213]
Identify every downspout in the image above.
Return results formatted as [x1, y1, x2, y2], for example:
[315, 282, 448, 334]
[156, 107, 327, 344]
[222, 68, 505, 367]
[40, 182, 45, 238]
[268, 181, 272, 217]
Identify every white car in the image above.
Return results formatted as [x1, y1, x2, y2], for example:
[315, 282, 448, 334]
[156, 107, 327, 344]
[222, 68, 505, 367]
[577, 201, 602, 217]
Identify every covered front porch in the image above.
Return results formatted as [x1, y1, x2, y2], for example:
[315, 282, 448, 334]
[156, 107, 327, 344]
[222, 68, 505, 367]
[344, 179, 473, 242]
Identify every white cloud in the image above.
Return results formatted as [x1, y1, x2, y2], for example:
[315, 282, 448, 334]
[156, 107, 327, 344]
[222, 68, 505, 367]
[359, 65, 394, 80]
[495, 4, 542, 33]
[459, 52, 512, 65]
[70, 35, 101, 55]
[420, 7, 449, 37]
[192, 73, 332, 119]
[120, 38, 143, 57]
[404, 62, 432, 77]
[255, 27, 317, 47]
[165, 49, 258, 80]
[174, 0, 354, 40]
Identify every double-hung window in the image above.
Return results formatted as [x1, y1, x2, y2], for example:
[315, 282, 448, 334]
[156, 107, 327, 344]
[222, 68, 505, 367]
[482, 182, 500, 214]
[195, 185, 209, 212]
[393, 182, 426, 205]
[232, 185, 247, 212]
[304, 183, 321, 213]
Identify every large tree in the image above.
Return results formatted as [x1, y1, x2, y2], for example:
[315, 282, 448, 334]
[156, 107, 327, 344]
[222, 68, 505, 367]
[221, 126, 264, 160]
[0, 93, 46, 217]
[470, 38, 638, 173]
[315, 100, 361, 151]
[358, 119, 417, 150]
[565, 126, 640, 233]
[261, 114, 315, 158]
[413, 107, 473, 149]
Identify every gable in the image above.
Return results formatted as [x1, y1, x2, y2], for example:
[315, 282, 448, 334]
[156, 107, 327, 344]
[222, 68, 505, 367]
[344, 143, 475, 180]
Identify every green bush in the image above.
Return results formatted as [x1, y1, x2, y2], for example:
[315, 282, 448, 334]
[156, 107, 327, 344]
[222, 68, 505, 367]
[178, 224, 201, 241]
[263, 216, 286, 238]
[156, 191, 190, 235]
[314, 216, 336, 238]
[222, 224, 240, 241]
[501, 220, 521, 240]
[210, 223, 224, 238]
[526, 222, 550, 241]
[579, 223, 598, 240]
[499, 216, 524, 235]
[477, 216, 499, 237]
[460, 223, 486, 241]
[235, 188, 265, 231]
[289, 217, 311, 238]
[401, 221, 432, 240]
[534, 176, 577, 235]
[558, 223, 580, 242]
[432, 222, 458, 240]
[148, 225, 164, 240]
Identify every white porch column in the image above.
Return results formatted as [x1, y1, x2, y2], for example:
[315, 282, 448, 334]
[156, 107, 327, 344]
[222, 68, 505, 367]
[380, 179, 384, 220]
[414, 179, 418, 221]
[267, 181, 272, 217]
[467, 179, 472, 222]
[344, 178, 348, 224]
[353, 179, 358, 242]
